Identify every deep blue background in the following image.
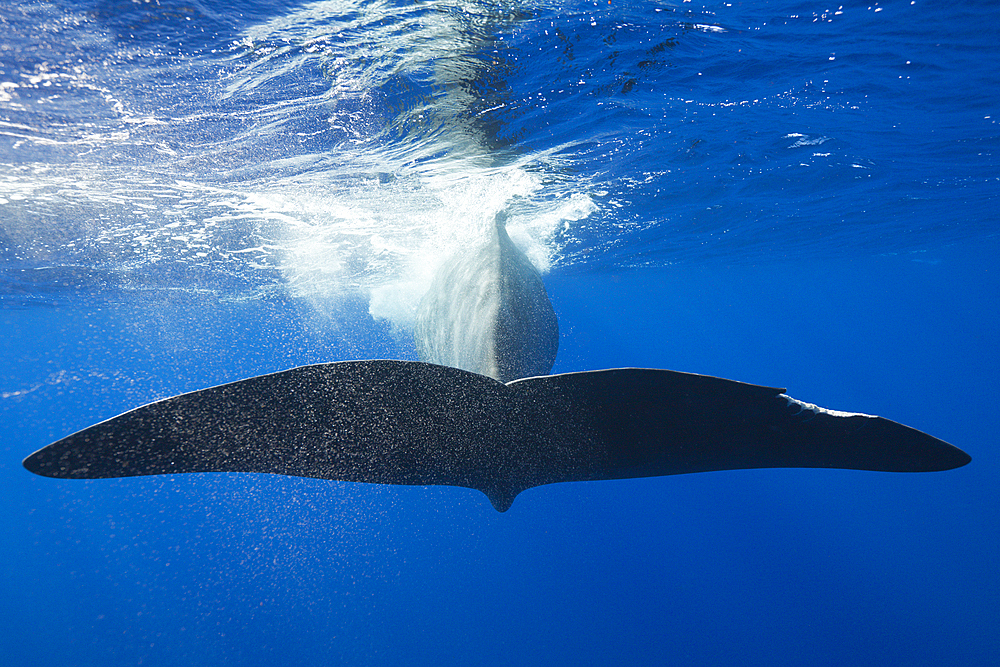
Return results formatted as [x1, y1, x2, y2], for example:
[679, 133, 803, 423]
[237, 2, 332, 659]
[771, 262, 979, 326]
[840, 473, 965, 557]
[2, 1, 998, 665]
[4, 241, 996, 666]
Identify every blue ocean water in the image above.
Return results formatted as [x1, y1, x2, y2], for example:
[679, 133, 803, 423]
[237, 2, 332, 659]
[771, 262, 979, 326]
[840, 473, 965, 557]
[1, 1, 997, 665]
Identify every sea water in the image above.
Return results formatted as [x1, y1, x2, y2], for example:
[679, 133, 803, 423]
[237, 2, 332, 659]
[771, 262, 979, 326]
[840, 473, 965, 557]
[2, 1, 997, 666]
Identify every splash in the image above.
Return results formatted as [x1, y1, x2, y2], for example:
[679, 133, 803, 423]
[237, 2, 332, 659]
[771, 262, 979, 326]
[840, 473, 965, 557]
[0, 0, 596, 331]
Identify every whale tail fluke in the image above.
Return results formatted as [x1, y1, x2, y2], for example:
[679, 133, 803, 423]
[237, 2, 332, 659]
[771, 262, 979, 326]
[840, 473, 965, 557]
[22, 361, 970, 511]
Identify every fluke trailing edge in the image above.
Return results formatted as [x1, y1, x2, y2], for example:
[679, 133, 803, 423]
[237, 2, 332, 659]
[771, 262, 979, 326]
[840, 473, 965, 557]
[23, 360, 970, 511]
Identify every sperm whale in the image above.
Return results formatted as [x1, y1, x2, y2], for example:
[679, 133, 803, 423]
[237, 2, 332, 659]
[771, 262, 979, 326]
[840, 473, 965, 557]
[22, 214, 970, 511]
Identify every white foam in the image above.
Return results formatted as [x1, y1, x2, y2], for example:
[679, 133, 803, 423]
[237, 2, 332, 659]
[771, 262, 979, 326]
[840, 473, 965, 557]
[0, 0, 596, 331]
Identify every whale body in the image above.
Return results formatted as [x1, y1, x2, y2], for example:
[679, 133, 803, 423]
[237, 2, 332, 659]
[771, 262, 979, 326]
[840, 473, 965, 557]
[21, 211, 970, 511]
[414, 212, 558, 382]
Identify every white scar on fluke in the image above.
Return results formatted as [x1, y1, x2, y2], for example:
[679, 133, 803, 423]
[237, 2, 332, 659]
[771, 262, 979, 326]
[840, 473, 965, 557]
[23, 212, 970, 511]
[780, 394, 875, 419]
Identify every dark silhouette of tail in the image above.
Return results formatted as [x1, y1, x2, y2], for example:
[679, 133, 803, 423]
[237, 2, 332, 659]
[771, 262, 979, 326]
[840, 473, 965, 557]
[23, 361, 970, 512]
